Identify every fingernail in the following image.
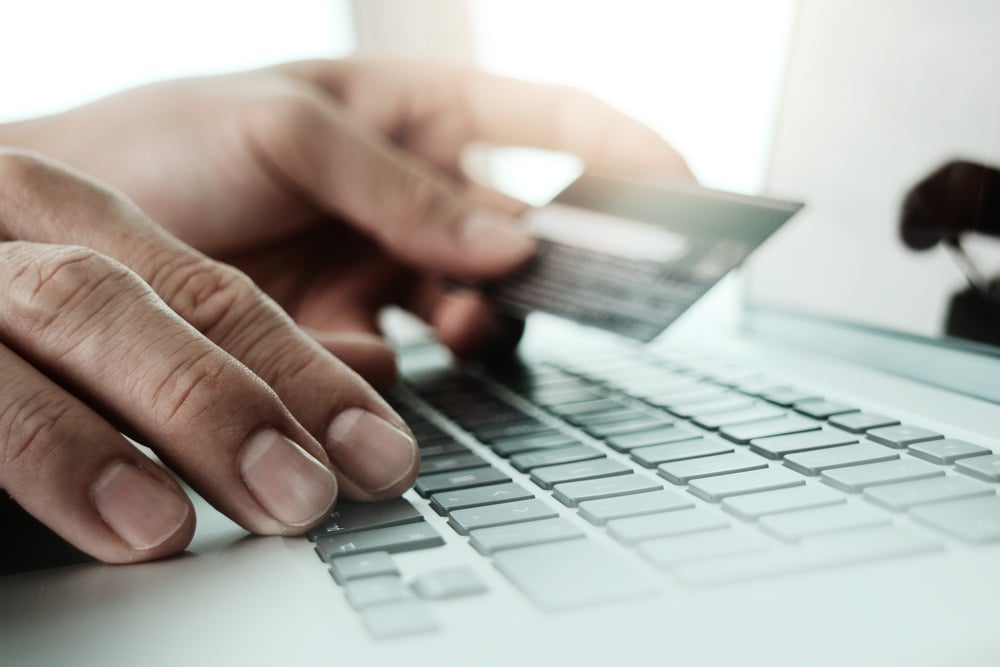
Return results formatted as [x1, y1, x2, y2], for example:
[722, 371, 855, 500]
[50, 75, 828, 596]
[239, 430, 337, 527]
[461, 209, 537, 260]
[326, 408, 417, 493]
[92, 462, 190, 550]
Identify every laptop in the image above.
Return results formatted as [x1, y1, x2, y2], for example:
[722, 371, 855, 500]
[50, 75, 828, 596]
[2, 1, 999, 665]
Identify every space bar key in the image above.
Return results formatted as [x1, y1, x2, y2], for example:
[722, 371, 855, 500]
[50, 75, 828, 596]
[492, 539, 654, 611]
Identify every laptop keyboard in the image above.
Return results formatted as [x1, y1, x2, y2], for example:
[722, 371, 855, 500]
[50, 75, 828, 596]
[309, 344, 1000, 637]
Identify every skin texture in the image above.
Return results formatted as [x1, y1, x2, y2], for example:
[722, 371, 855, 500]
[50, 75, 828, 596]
[0, 58, 689, 563]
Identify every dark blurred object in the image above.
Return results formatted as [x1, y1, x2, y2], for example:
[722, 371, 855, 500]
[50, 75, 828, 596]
[900, 160, 1000, 347]
[1, 494, 91, 575]
[901, 160, 1000, 250]
[946, 280, 1000, 348]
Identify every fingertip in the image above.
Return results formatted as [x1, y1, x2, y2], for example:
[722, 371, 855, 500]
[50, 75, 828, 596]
[91, 461, 197, 562]
[458, 209, 537, 277]
[325, 408, 419, 499]
[432, 290, 525, 360]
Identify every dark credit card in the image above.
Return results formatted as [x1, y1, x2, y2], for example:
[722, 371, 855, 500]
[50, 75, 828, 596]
[478, 171, 802, 342]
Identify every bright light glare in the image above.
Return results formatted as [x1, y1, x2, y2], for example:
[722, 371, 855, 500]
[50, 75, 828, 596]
[470, 0, 797, 198]
[0, 0, 354, 122]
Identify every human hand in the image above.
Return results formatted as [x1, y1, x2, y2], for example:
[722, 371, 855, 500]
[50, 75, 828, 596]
[7, 58, 691, 363]
[0, 150, 420, 563]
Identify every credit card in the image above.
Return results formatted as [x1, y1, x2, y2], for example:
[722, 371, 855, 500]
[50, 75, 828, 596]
[477, 172, 802, 342]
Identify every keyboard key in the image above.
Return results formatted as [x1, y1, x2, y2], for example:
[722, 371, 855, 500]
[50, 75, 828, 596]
[448, 499, 557, 535]
[867, 425, 943, 448]
[821, 458, 943, 492]
[758, 387, 821, 406]
[630, 439, 734, 468]
[492, 432, 578, 457]
[732, 378, 787, 395]
[669, 397, 757, 419]
[470, 517, 584, 554]
[639, 529, 768, 570]
[412, 567, 488, 600]
[673, 526, 942, 587]
[419, 452, 488, 475]
[721, 484, 844, 520]
[415, 467, 510, 497]
[607, 508, 729, 545]
[634, 380, 713, 399]
[429, 482, 533, 515]
[509, 444, 604, 473]
[605, 425, 702, 452]
[658, 451, 769, 484]
[329, 551, 399, 585]
[418, 440, 469, 458]
[455, 408, 532, 430]
[908, 439, 993, 464]
[910, 496, 1000, 543]
[315, 522, 445, 560]
[548, 397, 627, 418]
[793, 399, 859, 419]
[570, 408, 652, 429]
[828, 412, 900, 433]
[863, 476, 994, 511]
[955, 454, 1000, 482]
[471, 418, 551, 443]
[692, 405, 786, 430]
[343, 575, 413, 610]
[784, 442, 899, 475]
[688, 467, 804, 502]
[307, 497, 423, 541]
[553, 474, 662, 507]
[578, 489, 694, 525]
[719, 416, 822, 444]
[759, 503, 892, 542]
[532, 387, 604, 407]
[361, 600, 439, 639]
[530, 458, 631, 490]
[584, 416, 674, 439]
[492, 539, 653, 610]
[749, 429, 858, 459]
[650, 387, 732, 408]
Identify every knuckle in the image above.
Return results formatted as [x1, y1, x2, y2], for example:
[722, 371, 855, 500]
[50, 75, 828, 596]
[147, 344, 235, 427]
[0, 386, 75, 471]
[0, 149, 46, 188]
[252, 91, 326, 148]
[157, 257, 262, 337]
[5, 245, 138, 339]
[253, 337, 328, 397]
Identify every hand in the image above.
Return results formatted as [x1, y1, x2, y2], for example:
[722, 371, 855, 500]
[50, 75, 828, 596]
[7, 58, 691, 363]
[0, 150, 420, 563]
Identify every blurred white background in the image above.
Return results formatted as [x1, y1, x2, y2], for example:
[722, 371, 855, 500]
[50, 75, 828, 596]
[0, 0, 355, 121]
[0, 0, 796, 198]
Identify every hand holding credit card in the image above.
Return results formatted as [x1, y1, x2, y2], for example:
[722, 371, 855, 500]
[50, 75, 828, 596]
[474, 172, 802, 342]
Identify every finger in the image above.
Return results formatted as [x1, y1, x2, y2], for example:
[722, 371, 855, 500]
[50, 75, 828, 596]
[461, 180, 531, 217]
[243, 87, 536, 278]
[405, 281, 525, 359]
[282, 58, 694, 179]
[432, 291, 526, 360]
[0, 151, 417, 500]
[462, 76, 695, 179]
[0, 240, 337, 536]
[0, 341, 194, 563]
[302, 328, 399, 391]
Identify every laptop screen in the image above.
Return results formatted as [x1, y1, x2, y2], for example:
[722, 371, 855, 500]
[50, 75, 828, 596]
[746, 1, 1000, 365]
